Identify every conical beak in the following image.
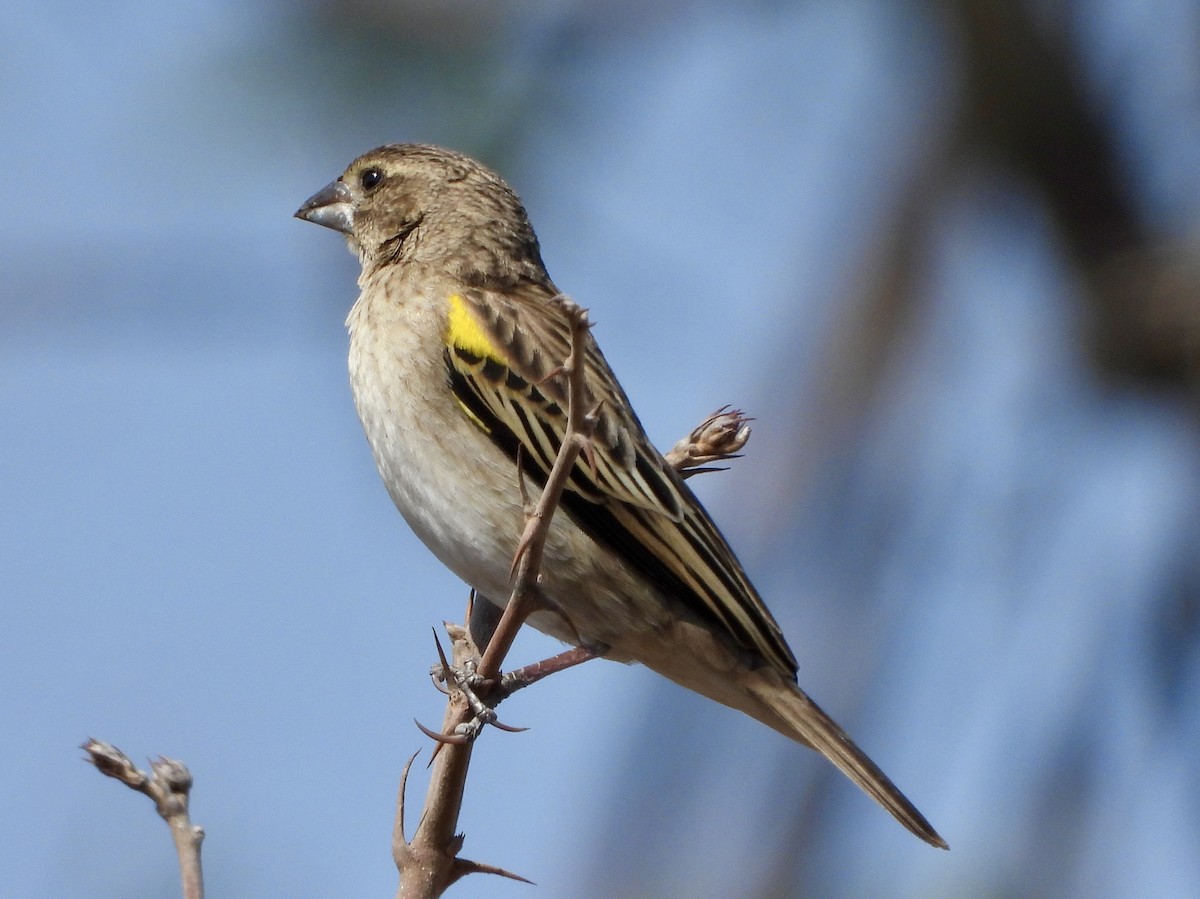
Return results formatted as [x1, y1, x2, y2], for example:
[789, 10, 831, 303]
[294, 180, 354, 234]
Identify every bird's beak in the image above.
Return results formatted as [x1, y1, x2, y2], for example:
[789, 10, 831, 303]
[294, 180, 354, 234]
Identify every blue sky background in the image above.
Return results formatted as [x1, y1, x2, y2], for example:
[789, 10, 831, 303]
[3, 1, 1199, 897]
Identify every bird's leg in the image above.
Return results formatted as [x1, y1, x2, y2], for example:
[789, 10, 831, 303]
[467, 591, 505, 654]
[496, 644, 603, 696]
[426, 632, 604, 744]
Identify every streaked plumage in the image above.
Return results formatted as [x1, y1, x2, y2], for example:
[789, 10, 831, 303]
[443, 285, 796, 675]
[295, 143, 946, 849]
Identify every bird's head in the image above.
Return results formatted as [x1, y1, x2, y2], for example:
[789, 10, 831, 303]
[295, 143, 548, 288]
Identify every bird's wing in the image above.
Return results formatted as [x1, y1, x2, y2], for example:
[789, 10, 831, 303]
[443, 285, 798, 675]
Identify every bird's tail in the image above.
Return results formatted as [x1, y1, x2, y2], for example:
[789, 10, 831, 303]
[743, 670, 948, 849]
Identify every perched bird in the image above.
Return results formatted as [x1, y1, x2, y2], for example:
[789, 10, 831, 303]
[295, 143, 946, 849]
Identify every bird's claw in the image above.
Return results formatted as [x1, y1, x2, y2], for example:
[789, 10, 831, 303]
[425, 630, 528, 742]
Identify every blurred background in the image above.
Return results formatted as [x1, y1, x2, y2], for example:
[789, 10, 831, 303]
[3, 0, 1199, 896]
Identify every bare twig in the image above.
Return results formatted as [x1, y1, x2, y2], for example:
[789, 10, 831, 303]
[82, 739, 205, 899]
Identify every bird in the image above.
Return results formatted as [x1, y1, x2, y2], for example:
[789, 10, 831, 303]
[295, 143, 946, 849]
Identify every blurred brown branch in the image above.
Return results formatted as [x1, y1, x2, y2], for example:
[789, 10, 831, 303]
[760, 0, 1200, 884]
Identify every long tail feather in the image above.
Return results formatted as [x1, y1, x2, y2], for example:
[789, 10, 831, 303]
[745, 672, 948, 849]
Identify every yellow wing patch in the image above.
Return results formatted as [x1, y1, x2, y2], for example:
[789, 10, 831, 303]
[446, 293, 505, 364]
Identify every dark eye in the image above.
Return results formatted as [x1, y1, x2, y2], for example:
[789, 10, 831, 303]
[360, 168, 384, 191]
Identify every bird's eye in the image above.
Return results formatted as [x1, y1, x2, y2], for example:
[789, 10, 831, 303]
[360, 168, 384, 191]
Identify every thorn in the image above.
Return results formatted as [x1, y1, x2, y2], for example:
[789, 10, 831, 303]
[489, 719, 529, 734]
[515, 445, 532, 511]
[452, 857, 535, 885]
[585, 399, 603, 431]
[680, 465, 730, 479]
[581, 437, 598, 479]
[432, 628, 451, 672]
[414, 718, 470, 746]
[428, 629, 454, 692]
[509, 522, 537, 580]
[395, 749, 420, 844]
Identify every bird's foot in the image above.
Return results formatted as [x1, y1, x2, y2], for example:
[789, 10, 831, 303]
[422, 630, 528, 744]
[420, 638, 605, 745]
